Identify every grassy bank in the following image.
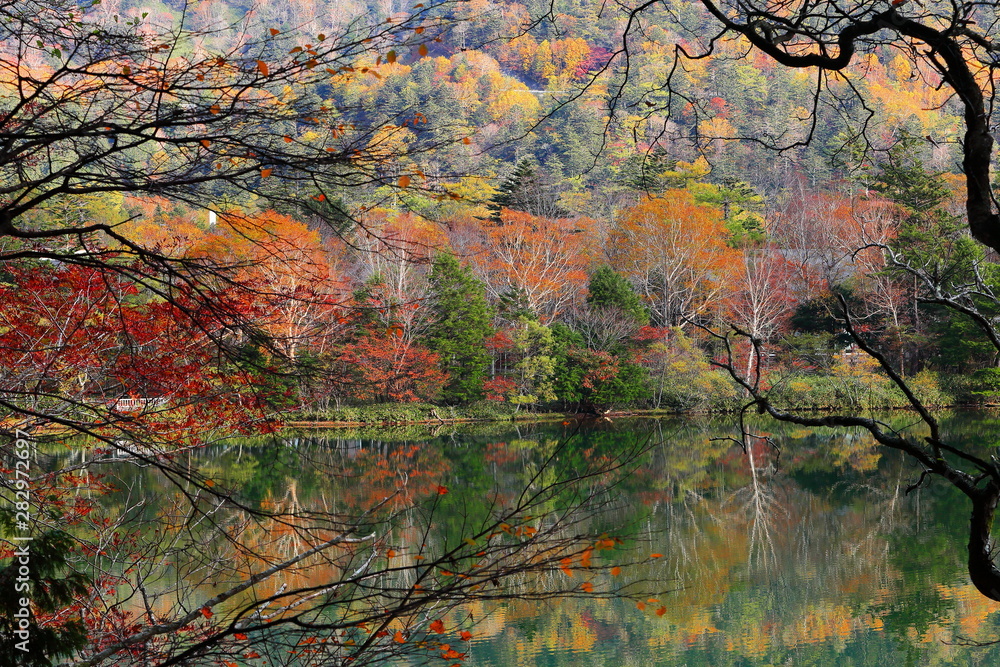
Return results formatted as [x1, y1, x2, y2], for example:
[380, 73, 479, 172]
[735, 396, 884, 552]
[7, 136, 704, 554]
[286, 401, 568, 427]
[284, 367, 1000, 428]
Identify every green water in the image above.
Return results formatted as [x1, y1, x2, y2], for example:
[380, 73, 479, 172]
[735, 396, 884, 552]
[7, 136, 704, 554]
[436, 416, 1000, 666]
[90, 413, 1000, 665]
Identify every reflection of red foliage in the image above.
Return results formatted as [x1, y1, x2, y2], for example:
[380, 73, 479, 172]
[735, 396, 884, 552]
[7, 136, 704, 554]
[719, 440, 778, 476]
[484, 441, 519, 465]
[343, 444, 451, 510]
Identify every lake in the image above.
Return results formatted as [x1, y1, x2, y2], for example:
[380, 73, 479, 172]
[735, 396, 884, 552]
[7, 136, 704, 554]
[89, 412, 1000, 665]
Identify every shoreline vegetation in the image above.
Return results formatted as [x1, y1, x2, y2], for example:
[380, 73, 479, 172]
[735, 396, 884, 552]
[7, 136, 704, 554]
[286, 367, 994, 427]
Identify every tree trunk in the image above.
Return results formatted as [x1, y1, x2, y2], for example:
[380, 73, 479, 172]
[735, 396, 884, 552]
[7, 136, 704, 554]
[967, 482, 1000, 601]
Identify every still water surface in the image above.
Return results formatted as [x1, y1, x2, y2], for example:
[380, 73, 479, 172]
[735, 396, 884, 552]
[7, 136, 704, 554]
[436, 414, 1000, 666]
[102, 412, 1000, 665]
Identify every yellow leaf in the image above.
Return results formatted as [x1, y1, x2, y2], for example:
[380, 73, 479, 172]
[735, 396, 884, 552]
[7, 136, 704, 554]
[257, 60, 269, 76]
[463, 537, 477, 547]
[398, 175, 411, 188]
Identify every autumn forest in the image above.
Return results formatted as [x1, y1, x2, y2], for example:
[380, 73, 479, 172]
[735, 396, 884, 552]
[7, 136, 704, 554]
[6, 0, 1000, 664]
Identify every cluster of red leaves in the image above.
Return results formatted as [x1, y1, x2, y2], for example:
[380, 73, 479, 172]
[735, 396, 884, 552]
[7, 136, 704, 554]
[0, 263, 279, 440]
[335, 325, 446, 403]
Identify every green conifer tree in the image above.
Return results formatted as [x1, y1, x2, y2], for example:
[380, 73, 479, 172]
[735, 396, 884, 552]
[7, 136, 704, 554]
[425, 253, 494, 403]
[585, 266, 649, 325]
[0, 516, 89, 666]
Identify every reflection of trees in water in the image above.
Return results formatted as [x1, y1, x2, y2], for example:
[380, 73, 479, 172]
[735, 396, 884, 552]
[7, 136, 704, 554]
[239, 419, 1000, 663]
[651, 423, 927, 628]
[729, 438, 783, 571]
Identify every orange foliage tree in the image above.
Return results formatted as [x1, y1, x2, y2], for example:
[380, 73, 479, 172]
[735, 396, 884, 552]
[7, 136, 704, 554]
[193, 211, 350, 362]
[609, 192, 738, 327]
[472, 209, 595, 322]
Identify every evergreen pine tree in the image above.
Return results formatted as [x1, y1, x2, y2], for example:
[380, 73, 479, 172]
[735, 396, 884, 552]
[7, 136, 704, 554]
[0, 518, 89, 666]
[488, 159, 566, 220]
[585, 266, 649, 325]
[425, 253, 494, 403]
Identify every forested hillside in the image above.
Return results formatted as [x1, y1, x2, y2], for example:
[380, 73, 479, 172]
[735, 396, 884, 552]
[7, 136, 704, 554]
[7, 0, 977, 417]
